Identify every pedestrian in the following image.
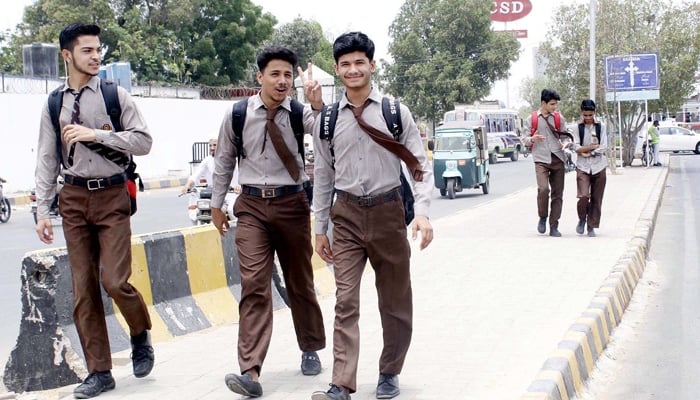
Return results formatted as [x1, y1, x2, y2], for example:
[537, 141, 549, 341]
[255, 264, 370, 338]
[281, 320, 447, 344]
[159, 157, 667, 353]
[523, 88, 570, 237]
[34, 23, 154, 399]
[573, 99, 607, 237]
[311, 31, 434, 400]
[648, 120, 661, 166]
[210, 46, 326, 398]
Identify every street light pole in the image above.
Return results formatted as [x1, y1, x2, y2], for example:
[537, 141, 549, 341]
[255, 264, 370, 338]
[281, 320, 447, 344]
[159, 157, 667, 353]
[589, 0, 596, 100]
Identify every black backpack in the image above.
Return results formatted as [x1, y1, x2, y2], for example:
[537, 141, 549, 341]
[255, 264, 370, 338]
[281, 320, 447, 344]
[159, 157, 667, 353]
[231, 97, 311, 202]
[578, 122, 602, 145]
[320, 97, 415, 225]
[47, 79, 143, 215]
[231, 97, 306, 161]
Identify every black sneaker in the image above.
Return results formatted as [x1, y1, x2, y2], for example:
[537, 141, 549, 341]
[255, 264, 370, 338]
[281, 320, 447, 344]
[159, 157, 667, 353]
[587, 227, 597, 237]
[549, 227, 562, 237]
[376, 374, 400, 399]
[301, 351, 322, 375]
[225, 372, 263, 397]
[537, 217, 547, 234]
[312, 384, 351, 400]
[131, 330, 154, 378]
[576, 220, 585, 235]
[73, 371, 115, 399]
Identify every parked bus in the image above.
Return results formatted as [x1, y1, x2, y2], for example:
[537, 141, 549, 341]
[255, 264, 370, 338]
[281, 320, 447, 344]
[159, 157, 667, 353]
[441, 101, 524, 163]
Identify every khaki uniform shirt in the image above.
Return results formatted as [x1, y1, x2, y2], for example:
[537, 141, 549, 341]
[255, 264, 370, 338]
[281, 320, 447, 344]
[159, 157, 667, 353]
[312, 87, 433, 234]
[35, 76, 152, 219]
[522, 110, 567, 164]
[211, 94, 318, 208]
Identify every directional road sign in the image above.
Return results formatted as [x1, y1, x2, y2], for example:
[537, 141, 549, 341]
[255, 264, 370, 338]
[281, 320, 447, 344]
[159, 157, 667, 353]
[605, 53, 659, 91]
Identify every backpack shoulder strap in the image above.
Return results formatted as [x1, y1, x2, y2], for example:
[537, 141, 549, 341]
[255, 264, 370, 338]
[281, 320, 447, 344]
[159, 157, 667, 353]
[530, 111, 538, 135]
[595, 122, 601, 137]
[553, 112, 561, 130]
[319, 102, 340, 168]
[578, 123, 585, 145]
[48, 85, 65, 166]
[231, 97, 249, 159]
[289, 99, 305, 156]
[381, 97, 403, 141]
[100, 79, 122, 132]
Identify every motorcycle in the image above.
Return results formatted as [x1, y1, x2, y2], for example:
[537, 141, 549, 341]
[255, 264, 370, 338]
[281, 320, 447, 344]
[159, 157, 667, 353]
[0, 180, 11, 223]
[30, 179, 63, 224]
[181, 181, 239, 226]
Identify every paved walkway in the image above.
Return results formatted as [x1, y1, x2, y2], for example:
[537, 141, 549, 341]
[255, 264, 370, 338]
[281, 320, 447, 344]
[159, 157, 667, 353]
[9, 160, 667, 400]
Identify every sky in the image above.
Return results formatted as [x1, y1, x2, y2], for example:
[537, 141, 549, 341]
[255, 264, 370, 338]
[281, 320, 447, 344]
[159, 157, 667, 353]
[0, 0, 583, 108]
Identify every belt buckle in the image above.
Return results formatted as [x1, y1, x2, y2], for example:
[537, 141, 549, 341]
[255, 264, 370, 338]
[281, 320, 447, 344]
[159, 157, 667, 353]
[357, 196, 372, 207]
[86, 179, 105, 191]
[261, 188, 276, 198]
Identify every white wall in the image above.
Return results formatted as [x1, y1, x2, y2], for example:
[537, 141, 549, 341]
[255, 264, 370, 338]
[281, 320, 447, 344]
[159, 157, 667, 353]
[0, 93, 234, 192]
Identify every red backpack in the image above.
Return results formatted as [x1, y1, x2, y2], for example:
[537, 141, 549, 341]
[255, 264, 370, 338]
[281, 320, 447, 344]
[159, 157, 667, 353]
[530, 111, 561, 149]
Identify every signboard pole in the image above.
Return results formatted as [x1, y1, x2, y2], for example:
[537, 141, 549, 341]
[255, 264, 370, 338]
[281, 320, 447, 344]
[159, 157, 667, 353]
[617, 101, 623, 167]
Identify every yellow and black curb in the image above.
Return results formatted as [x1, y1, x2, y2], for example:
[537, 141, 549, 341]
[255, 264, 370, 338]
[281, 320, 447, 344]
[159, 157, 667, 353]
[3, 222, 333, 393]
[521, 167, 669, 400]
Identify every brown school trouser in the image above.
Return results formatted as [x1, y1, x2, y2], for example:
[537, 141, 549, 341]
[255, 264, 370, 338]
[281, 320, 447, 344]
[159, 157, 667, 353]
[233, 191, 325, 375]
[535, 156, 565, 228]
[330, 195, 413, 393]
[60, 183, 152, 373]
[576, 168, 607, 228]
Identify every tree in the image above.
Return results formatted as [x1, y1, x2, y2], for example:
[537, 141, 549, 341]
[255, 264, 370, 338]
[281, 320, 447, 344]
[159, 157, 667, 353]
[382, 0, 520, 124]
[537, 0, 700, 166]
[0, 0, 277, 86]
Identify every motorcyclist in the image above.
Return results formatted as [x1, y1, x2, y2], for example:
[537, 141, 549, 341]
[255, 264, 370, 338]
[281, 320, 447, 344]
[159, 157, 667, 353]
[181, 138, 241, 220]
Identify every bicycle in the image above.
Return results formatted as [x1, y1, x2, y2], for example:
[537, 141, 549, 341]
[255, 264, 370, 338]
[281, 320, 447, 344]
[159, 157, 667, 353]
[641, 140, 655, 167]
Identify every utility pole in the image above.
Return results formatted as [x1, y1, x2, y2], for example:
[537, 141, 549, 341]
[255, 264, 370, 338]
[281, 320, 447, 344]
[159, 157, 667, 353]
[589, 0, 596, 100]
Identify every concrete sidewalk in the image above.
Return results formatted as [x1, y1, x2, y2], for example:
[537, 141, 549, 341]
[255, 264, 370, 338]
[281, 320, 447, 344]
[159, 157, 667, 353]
[12, 161, 667, 400]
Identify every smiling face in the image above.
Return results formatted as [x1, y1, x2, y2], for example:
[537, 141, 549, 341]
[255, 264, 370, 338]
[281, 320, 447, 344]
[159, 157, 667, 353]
[62, 35, 102, 79]
[334, 51, 375, 91]
[257, 59, 294, 108]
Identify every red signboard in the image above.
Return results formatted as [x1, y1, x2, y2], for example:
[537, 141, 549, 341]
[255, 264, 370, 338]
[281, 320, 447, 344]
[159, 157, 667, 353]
[491, 0, 533, 22]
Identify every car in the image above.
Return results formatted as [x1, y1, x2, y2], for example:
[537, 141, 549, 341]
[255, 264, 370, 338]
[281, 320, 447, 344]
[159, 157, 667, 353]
[635, 125, 700, 156]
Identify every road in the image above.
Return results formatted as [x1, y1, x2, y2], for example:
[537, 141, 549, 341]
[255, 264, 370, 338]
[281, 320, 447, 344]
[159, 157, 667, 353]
[580, 154, 700, 399]
[0, 156, 536, 376]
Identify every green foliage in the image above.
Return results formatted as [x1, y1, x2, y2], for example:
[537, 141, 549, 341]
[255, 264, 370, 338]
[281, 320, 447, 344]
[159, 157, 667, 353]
[382, 0, 520, 123]
[0, 0, 277, 85]
[536, 0, 700, 165]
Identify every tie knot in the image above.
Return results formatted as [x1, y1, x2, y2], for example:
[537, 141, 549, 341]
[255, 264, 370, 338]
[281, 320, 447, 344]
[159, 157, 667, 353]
[351, 99, 371, 118]
[266, 106, 278, 120]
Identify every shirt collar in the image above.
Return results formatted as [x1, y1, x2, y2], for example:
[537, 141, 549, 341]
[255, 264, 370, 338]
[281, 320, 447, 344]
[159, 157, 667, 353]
[339, 86, 382, 109]
[62, 75, 100, 94]
[252, 93, 292, 113]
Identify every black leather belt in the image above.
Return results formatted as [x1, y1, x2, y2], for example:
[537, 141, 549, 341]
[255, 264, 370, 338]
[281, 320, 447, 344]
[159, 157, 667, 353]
[64, 173, 126, 191]
[335, 187, 401, 207]
[241, 182, 308, 199]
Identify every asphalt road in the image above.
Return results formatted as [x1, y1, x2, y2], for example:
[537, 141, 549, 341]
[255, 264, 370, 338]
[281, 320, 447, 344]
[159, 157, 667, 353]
[580, 154, 700, 399]
[0, 155, 536, 376]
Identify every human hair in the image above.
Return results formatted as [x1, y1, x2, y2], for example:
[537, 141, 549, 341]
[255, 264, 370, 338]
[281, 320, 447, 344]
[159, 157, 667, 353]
[580, 99, 596, 111]
[653, 120, 659, 126]
[540, 89, 561, 103]
[332, 32, 375, 62]
[59, 23, 101, 51]
[256, 46, 298, 72]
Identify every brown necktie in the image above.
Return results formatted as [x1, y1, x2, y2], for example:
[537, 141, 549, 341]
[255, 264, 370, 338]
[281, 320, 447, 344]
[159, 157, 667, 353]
[66, 87, 129, 168]
[350, 100, 423, 182]
[266, 106, 300, 182]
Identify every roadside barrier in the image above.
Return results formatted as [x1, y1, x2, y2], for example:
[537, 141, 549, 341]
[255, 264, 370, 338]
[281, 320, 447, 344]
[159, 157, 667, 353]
[3, 223, 333, 393]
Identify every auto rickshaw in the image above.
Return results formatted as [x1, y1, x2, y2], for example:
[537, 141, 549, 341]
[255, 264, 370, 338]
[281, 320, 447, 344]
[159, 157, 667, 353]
[428, 122, 490, 199]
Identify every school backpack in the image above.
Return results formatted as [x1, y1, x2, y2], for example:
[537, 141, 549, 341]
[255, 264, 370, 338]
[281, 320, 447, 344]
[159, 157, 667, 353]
[529, 111, 562, 150]
[231, 97, 311, 202]
[578, 122, 602, 145]
[320, 97, 415, 225]
[47, 79, 143, 215]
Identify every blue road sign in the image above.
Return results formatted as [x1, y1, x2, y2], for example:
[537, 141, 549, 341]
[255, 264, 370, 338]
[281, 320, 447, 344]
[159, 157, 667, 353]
[605, 53, 659, 91]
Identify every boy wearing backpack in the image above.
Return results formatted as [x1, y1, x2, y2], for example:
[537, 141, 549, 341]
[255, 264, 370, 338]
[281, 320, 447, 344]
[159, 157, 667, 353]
[34, 23, 154, 398]
[573, 99, 607, 237]
[311, 32, 433, 400]
[523, 88, 569, 237]
[210, 46, 326, 398]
